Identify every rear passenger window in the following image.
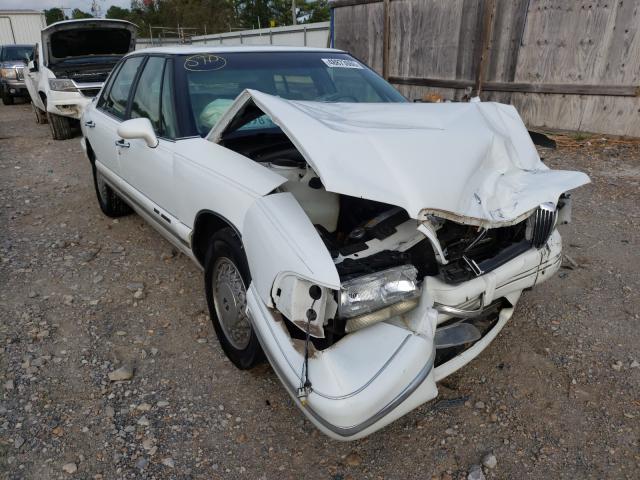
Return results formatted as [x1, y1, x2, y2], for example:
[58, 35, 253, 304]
[100, 56, 143, 119]
[130, 57, 164, 131]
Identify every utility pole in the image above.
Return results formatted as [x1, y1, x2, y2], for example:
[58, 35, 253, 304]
[90, 0, 103, 18]
[58, 2, 72, 19]
[291, 0, 297, 25]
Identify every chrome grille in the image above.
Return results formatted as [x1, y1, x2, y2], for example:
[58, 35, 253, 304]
[529, 203, 557, 248]
[15, 67, 24, 80]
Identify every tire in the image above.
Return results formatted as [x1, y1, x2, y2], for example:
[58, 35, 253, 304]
[47, 112, 74, 140]
[91, 165, 132, 217]
[32, 103, 48, 124]
[204, 228, 263, 369]
[2, 95, 14, 105]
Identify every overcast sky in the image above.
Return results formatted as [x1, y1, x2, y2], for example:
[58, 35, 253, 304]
[2, 0, 131, 16]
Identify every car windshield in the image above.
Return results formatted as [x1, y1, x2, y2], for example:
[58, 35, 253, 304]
[1, 46, 33, 62]
[179, 51, 406, 136]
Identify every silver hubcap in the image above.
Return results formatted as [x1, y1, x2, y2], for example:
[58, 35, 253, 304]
[96, 171, 109, 203]
[212, 257, 252, 349]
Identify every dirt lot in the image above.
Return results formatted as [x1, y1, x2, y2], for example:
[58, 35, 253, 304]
[0, 101, 639, 480]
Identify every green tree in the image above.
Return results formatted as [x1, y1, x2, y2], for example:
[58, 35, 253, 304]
[234, 0, 295, 29]
[71, 9, 94, 19]
[303, 0, 330, 23]
[105, 6, 131, 21]
[44, 8, 66, 25]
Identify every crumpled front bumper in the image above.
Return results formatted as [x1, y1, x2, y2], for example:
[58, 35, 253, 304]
[247, 230, 563, 440]
[46, 90, 93, 119]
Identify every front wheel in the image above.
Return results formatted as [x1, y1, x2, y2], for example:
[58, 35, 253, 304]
[32, 103, 48, 124]
[204, 228, 263, 369]
[91, 165, 132, 217]
[47, 112, 74, 140]
[2, 94, 14, 105]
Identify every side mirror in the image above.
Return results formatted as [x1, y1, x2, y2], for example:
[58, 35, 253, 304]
[117, 118, 158, 148]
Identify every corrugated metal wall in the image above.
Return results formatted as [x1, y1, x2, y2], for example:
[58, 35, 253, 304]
[0, 11, 46, 45]
[136, 22, 330, 50]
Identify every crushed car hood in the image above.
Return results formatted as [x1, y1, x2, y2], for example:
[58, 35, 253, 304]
[209, 90, 590, 226]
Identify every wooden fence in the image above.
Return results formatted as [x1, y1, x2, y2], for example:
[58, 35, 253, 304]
[331, 0, 640, 137]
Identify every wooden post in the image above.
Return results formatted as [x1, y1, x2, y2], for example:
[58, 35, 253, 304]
[382, 0, 390, 80]
[474, 0, 496, 97]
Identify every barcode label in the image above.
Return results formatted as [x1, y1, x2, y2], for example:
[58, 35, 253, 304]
[321, 58, 363, 69]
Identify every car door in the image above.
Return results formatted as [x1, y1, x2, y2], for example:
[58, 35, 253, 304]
[117, 56, 179, 216]
[84, 55, 144, 174]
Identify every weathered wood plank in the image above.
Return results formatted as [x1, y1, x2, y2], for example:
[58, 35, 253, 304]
[389, 76, 639, 96]
[389, 0, 465, 79]
[455, 0, 484, 81]
[513, 93, 640, 137]
[331, 0, 383, 8]
[334, 0, 640, 136]
[474, 0, 497, 94]
[334, 3, 385, 73]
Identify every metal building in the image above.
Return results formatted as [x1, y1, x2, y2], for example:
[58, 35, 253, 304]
[0, 10, 46, 45]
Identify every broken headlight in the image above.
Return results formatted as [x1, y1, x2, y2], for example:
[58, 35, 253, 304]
[48, 79, 78, 92]
[338, 265, 420, 331]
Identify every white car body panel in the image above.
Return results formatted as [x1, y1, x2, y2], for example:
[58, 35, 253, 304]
[170, 138, 286, 231]
[80, 46, 589, 441]
[209, 89, 590, 227]
[243, 192, 340, 304]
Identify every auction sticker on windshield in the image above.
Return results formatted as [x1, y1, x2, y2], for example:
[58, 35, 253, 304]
[321, 58, 363, 69]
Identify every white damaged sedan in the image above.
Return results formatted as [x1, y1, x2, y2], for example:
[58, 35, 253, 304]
[80, 46, 589, 440]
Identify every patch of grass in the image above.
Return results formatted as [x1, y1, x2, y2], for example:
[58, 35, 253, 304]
[572, 132, 592, 141]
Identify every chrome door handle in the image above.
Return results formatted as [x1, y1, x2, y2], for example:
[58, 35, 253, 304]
[84, 120, 95, 128]
[115, 139, 130, 148]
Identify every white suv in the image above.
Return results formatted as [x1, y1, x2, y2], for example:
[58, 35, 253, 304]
[81, 47, 589, 440]
[24, 19, 136, 140]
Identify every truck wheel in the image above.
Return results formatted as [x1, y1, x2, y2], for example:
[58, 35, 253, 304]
[47, 112, 74, 140]
[2, 95, 14, 105]
[92, 166, 132, 217]
[32, 103, 48, 124]
[204, 228, 264, 370]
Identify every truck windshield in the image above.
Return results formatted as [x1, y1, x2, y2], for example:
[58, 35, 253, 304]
[179, 51, 406, 136]
[1, 46, 33, 62]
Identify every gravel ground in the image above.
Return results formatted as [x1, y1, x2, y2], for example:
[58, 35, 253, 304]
[0, 101, 639, 480]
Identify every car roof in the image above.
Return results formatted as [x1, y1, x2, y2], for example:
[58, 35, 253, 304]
[129, 45, 346, 56]
[44, 18, 136, 31]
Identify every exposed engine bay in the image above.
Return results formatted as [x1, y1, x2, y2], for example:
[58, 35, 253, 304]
[49, 64, 114, 84]
[222, 131, 562, 351]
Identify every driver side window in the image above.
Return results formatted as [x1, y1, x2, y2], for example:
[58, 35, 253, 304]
[99, 56, 143, 120]
[130, 56, 164, 132]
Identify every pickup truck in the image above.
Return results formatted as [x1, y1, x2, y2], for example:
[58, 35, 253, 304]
[0, 44, 33, 105]
[24, 18, 136, 139]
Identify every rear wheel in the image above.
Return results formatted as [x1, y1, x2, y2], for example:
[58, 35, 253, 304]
[92, 165, 132, 217]
[47, 112, 74, 140]
[204, 228, 263, 369]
